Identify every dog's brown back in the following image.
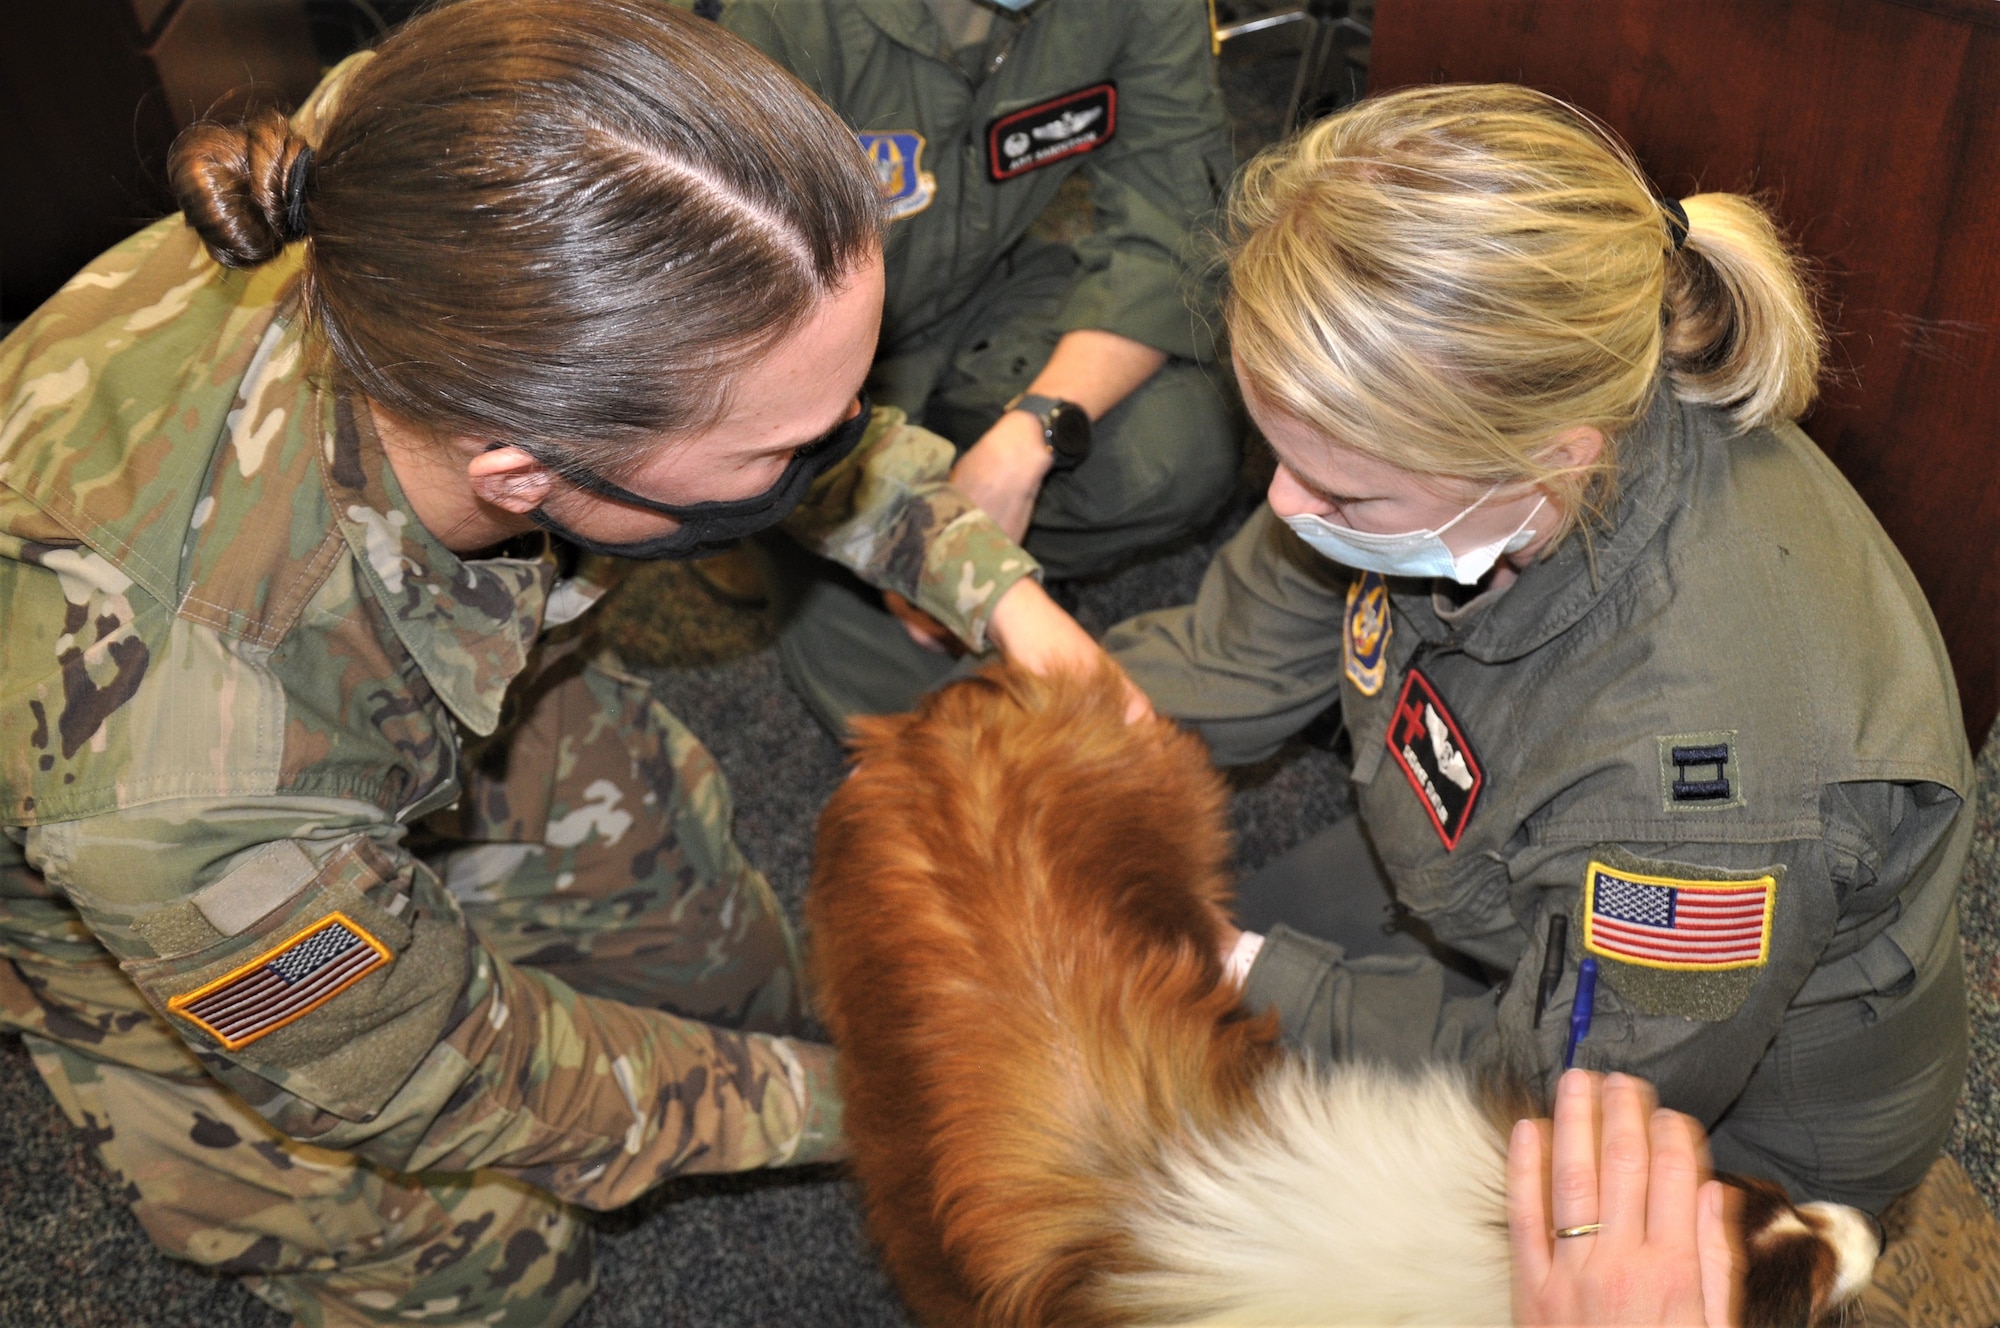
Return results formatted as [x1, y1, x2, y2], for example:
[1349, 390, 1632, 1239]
[810, 665, 1277, 1326]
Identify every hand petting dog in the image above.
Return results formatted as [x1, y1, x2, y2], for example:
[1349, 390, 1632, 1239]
[1510, 1070, 1741, 1327]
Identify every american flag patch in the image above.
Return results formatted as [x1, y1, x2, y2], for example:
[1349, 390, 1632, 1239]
[1582, 862, 1775, 971]
[168, 913, 390, 1049]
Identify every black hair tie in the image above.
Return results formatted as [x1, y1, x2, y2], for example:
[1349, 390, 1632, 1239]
[1660, 196, 1690, 252]
[282, 146, 316, 243]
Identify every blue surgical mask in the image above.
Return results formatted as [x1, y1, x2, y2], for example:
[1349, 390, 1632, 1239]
[1282, 487, 1546, 584]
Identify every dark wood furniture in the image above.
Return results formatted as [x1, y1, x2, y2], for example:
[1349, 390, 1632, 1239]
[1371, 0, 2000, 744]
[1, 0, 321, 324]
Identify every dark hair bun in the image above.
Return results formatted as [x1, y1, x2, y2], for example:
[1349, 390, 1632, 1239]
[169, 107, 314, 269]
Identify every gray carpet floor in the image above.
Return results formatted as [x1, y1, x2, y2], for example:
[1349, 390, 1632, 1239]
[5, 28, 1996, 1328]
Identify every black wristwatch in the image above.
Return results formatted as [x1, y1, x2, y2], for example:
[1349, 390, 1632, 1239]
[1006, 392, 1092, 471]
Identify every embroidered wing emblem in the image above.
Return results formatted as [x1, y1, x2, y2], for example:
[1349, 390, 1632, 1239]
[1343, 571, 1390, 696]
[1385, 666, 1482, 849]
[858, 132, 937, 221]
[1583, 863, 1775, 971]
[168, 912, 391, 1049]
[987, 84, 1118, 181]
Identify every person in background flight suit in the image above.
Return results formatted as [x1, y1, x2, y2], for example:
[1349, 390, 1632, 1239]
[0, 3, 1104, 1322]
[706, 0, 1243, 733]
[1111, 84, 1972, 1216]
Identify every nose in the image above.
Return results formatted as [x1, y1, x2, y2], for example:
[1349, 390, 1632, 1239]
[1265, 464, 1323, 520]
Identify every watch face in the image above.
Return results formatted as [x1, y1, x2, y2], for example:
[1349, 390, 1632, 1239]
[1047, 403, 1092, 463]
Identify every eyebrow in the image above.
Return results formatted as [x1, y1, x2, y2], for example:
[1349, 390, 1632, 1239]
[773, 399, 859, 456]
[1297, 472, 1374, 507]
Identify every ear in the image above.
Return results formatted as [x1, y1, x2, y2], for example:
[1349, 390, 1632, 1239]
[1543, 425, 1606, 474]
[467, 446, 557, 515]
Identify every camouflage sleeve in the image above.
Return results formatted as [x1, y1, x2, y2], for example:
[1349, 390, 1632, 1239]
[784, 405, 1040, 650]
[23, 801, 840, 1210]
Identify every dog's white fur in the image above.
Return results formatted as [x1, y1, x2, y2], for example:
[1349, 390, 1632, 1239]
[1102, 1059, 1514, 1326]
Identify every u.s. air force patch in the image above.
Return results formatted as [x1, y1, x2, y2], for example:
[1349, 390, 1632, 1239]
[1576, 850, 1781, 1020]
[859, 132, 936, 221]
[1343, 571, 1390, 696]
[168, 912, 390, 1049]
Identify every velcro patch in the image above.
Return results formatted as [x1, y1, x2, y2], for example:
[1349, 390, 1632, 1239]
[1385, 666, 1482, 849]
[1343, 571, 1390, 696]
[1657, 729, 1744, 811]
[1583, 861, 1774, 971]
[987, 83, 1117, 181]
[168, 912, 390, 1049]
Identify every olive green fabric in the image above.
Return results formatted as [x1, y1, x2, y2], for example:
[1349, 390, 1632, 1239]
[1110, 390, 1975, 1211]
[716, 0, 1236, 363]
[713, 1, 1245, 732]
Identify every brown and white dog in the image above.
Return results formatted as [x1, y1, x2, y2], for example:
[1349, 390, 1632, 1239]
[809, 665, 1877, 1327]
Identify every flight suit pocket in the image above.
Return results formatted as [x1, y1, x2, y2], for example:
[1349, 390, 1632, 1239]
[122, 834, 469, 1122]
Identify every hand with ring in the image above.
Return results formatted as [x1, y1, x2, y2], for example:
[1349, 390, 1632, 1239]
[1508, 1069, 1742, 1326]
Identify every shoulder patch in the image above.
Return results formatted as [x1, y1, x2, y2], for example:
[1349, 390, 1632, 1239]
[987, 83, 1117, 182]
[1343, 571, 1390, 696]
[1578, 851, 1782, 1021]
[1386, 666, 1482, 849]
[168, 912, 390, 1049]
[859, 132, 936, 222]
[1657, 730, 1744, 812]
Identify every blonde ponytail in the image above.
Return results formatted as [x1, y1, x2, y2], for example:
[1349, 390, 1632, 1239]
[1224, 84, 1826, 548]
[1664, 193, 1825, 431]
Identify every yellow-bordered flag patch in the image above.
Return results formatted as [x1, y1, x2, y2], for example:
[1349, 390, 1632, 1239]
[168, 912, 390, 1049]
[1582, 861, 1774, 971]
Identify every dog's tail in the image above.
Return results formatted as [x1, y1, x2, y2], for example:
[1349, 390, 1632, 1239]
[1100, 1058, 1517, 1327]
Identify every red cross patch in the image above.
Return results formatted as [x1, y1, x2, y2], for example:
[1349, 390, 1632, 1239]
[1385, 667, 1483, 850]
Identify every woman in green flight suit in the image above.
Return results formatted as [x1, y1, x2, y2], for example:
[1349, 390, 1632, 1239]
[1110, 83, 1972, 1217]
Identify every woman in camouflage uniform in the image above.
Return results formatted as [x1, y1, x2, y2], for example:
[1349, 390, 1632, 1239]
[0, 2, 1096, 1322]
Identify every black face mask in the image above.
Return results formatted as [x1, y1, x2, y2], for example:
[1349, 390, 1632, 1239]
[518, 393, 871, 560]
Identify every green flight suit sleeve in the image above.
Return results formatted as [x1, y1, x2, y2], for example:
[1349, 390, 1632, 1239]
[23, 800, 841, 1210]
[1060, 2, 1236, 361]
[1106, 504, 1351, 765]
[1498, 779, 1970, 1128]
[784, 405, 1041, 650]
[1239, 778, 1967, 1154]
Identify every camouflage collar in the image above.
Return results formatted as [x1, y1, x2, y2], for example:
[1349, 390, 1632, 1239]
[319, 392, 554, 736]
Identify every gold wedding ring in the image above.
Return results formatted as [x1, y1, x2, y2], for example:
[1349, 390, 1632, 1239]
[1553, 1223, 1603, 1239]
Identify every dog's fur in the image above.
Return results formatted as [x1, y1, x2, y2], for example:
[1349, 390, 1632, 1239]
[809, 665, 1875, 1326]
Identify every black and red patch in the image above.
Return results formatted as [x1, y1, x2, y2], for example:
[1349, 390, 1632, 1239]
[987, 83, 1117, 182]
[1385, 667, 1483, 850]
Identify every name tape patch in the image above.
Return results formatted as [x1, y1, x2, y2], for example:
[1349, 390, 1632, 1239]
[858, 131, 936, 222]
[1343, 571, 1390, 696]
[1583, 862, 1774, 971]
[1385, 666, 1482, 849]
[988, 83, 1117, 182]
[168, 912, 390, 1049]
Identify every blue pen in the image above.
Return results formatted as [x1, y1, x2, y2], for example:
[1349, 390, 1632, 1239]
[1564, 957, 1598, 1069]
